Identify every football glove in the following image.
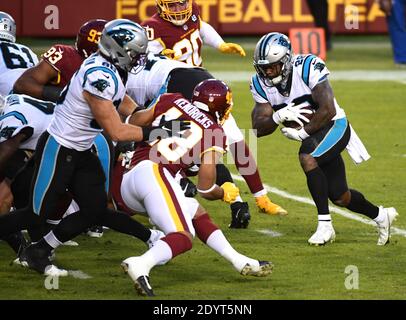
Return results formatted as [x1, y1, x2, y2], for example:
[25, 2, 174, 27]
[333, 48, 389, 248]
[141, 116, 191, 141]
[218, 42, 246, 57]
[255, 194, 288, 216]
[221, 182, 240, 203]
[180, 177, 198, 198]
[161, 48, 181, 60]
[272, 102, 313, 127]
[281, 127, 310, 142]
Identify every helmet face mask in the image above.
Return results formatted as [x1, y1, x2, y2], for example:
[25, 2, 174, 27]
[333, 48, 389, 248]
[191, 79, 233, 125]
[253, 32, 293, 87]
[0, 11, 16, 43]
[156, 0, 192, 26]
[98, 19, 148, 72]
[75, 19, 107, 58]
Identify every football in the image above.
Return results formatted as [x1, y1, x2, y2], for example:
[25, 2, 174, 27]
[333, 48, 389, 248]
[282, 105, 315, 129]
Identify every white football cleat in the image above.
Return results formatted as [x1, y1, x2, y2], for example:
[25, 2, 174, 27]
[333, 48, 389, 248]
[240, 260, 273, 277]
[121, 257, 155, 296]
[44, 265, 68, 277]
[146, 229, 165, 249]
[308, 224, 336, 246]
[376, 207, 398, 246]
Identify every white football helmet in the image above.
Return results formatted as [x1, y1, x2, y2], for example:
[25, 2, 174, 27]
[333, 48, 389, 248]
[98, 19, 148, 73]
[0, 11, 16, 43]
[253, 32, 293, 87]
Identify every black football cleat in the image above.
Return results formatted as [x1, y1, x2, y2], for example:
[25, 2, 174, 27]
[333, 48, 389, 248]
[86, 225, 104, 238]
[18, 243, 68, 276]
[2, 231, 28, 254]
[135, 275, 155, 297]
[229, 202, 251, 229]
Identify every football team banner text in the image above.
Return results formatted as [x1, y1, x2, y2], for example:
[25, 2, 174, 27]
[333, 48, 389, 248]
[1, 0, 387, 37]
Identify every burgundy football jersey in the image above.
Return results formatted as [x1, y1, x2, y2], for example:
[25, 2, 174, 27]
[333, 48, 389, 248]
[142, 2, 203, 66]
[132, 93, 226, 176]
[42, 44, 83, 88]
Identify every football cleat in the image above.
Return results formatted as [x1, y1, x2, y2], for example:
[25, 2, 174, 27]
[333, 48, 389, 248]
[146, 229, 165, 249]
[18, 244, 67, 276]
[255, 195, 288, 216]
[86, 225, 104, 238]
[376, 206, 398, 246]
[240, 260, 273, 277]
[121, 257, 155, 296]
[308, 224, 336, 246]
[229, 202, 250, 229]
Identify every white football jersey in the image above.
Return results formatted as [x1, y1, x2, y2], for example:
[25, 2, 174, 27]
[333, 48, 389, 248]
[0, 41, 39, 96]
[250, 54, 345, 120]
[48, 53, 126, 151]
[0, 94, 54, 150]
[126, 53, 195, 107]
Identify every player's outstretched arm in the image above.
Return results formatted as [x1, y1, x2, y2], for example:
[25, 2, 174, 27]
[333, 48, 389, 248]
[84, 90, 144, 142]
[13, 60, 62, 102]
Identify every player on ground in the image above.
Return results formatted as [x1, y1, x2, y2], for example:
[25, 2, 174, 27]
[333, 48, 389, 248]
[0, 12, 38, 96]
[121, 79, 272, 296]
[250, 32, 398, 245]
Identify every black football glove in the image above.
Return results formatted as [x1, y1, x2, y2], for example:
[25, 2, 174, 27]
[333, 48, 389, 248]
[142, 115, 191, 141]
[180, 177, 197, 198]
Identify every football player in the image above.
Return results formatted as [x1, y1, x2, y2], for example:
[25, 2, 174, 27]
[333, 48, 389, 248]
[13, 19, 106, 102]
[13, 19, 108, 238]
[0, 20, 185, 275]
[123, 53, 287, 229]
[121, 79, 272, 296]
[250, 32, 398, 245]
[0, 12, 38, 96]
[142, 0, 245, 66]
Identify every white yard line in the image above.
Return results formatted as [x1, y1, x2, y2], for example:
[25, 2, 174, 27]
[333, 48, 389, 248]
[212, 70, 406, 83]
[231, 174, 406, 237]
[68, 270, 92, 279]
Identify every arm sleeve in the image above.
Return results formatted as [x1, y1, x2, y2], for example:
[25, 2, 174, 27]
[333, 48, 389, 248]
[82, 68, 119, 100]
[199, 21, 224, 49]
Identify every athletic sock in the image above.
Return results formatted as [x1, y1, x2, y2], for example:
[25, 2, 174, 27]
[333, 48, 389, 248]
[347, 189, 379, 219]
[305, 167, 330, 215]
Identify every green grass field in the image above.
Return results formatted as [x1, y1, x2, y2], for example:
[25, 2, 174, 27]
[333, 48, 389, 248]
[1, 35, 405, 300]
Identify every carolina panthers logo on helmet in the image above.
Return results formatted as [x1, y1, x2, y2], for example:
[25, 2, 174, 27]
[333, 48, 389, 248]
[91, 79, 111, 92]
[278, 37, 291, 49]
[107, 28, 135, 47]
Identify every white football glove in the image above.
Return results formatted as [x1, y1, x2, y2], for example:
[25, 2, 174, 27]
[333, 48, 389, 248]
[281, 127, 310, 142]
[272, 102, 313, 127]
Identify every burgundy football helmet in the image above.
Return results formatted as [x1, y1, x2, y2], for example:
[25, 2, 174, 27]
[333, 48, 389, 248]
[75, 19, 107, 58]
[191, 79, 233, 125]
